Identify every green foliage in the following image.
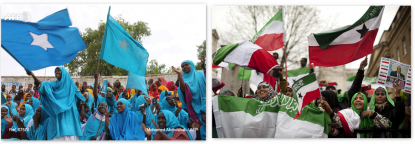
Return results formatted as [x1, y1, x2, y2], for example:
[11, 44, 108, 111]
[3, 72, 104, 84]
[65, 15, 151, 76]
[195, 40, 206, 70]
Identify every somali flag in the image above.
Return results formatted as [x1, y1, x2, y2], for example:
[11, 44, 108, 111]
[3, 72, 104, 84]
[99, 6, 149, 76]
[1, 9, 86, 71]
[100, 6, 149, 96]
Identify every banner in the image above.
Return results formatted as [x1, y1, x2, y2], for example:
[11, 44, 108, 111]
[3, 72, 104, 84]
[376, 57, 411, 93]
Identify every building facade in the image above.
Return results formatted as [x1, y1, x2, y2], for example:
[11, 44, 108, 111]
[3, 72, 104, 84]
[366, 6, 411, 97]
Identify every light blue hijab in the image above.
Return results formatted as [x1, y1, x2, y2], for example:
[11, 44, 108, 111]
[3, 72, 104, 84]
[160, 97, 190, 130]
[1, 106, 11, 137]
[38, 66, 86, 139]
[159, 90, 172, 109]
[81, 102, 107, 140]
[27, 106, 50, 140]
[159, 110, 193, 140]
[25, 98, 40, 112]
[105, 88, 118, 115]
[109, 98, 145, 140]
[85, 92, 94, 119]
[177, 60, 206, 122]
[133, 95, 157, 139]
[11, 104, 34, 133]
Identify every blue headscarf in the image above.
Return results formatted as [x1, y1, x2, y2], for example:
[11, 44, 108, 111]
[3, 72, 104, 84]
[133, 95, 157, 139]
[177, 60, 206, 122]
[159, 90, 172, 108]
[105, 88, 118, 115]
[81, 102, 107, 140]
[26, 98, 40, 111]
[1, 106, 11, 136]
[160, 97, 190, 130]
[11, 104, 34, 132]
[200, 104, 206, 140]
[27, 106, 50, 140]
[89, 84, 94, 89]
[85, 92, 94, 119]
[159, 110, 193, 140]
[38, 66, 86, 139]
[128, 93, 138, 111]
[109, 98, 145, 140]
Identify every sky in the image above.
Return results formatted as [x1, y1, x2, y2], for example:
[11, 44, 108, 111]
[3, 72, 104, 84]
[1, 4, 206, 76]
[212, 6, 400, 69]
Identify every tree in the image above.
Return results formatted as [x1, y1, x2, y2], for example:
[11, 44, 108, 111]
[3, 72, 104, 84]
[146, 59, 180, 74]
[65, 15, 152, 76]
[195, 40, 206, 70]
[218, 6, 337, 69]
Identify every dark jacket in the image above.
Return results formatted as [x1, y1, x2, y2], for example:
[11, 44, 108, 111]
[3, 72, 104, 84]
[374, 97, 406, 137]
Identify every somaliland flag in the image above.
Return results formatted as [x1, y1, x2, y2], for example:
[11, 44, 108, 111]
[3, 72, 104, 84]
[213, 40, 279, 74]
[251, 8, 285, 51]
[308, 6, 384, 67]
[213, 94, 329, 138]
[238, 67, 276, 89]
[282, 66, 310, 85]
[292, 73, 321, 119]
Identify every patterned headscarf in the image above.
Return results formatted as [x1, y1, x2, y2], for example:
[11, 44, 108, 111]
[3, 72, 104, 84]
[256, 81, 276, 102]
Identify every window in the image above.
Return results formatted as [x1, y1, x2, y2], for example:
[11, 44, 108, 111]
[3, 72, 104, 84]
[403, 39, 407, 55]
[397, 48, 400, 61]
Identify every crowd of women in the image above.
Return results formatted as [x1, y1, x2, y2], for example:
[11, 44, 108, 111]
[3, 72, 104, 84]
[214, 58, 411, 138]
[1, 59, 206, 140]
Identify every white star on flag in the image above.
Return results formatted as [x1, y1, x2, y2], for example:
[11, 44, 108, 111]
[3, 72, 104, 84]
[29, 32, 54, 50]
[118, 38, 130, 52]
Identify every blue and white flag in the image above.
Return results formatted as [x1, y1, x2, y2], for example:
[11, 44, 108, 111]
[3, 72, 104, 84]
[1, 9, 86, 71]
[99, 6, 149, 76]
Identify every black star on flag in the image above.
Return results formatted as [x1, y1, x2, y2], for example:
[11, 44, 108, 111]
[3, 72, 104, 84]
[356, 23, 369, 39]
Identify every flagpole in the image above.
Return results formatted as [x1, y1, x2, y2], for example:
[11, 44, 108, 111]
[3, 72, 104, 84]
[241, 68, 245, 93]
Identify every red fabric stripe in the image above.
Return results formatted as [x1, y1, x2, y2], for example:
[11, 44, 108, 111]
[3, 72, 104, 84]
[247, 49, 279, 74]
[378, 81, 385, 84]
[405, 90, 411, 93]
[263, 74, 276, 89]
[255, 33, 285, 51]
[337, 112, 354, 137]
[212, 63, 223, 69]
[379, 74, 387, 78]
[382, 61, 389, 64]
[309, 29, 378, 67]
[381, 68, 388, 71]
[212, 81, 225, 93]
[409, 76, 411, 78]
[407, 83, 411, 85]
[328, 82, 337, 86]
[294, 88, 320, 119]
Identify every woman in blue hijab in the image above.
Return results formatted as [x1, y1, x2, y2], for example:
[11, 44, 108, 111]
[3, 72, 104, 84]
[1, 106, 11, 138]
[158, 90, 172, 108]
[84, 92, 94, 120]
[107, 98, 145, 140]
[81, 102, 110, 140]
[172, 60, 206, 126]
[2, 104, 34, 140]
[160, 96, 189, 129]
[26, 67, 86, 140]
[134, 95, 157, 139]
[104, 88, 118, 116]
[5, 94, 18, 116]
[146, 110, 193, 140]
[26, 106, 51, 140]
